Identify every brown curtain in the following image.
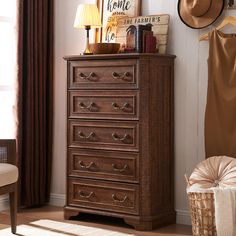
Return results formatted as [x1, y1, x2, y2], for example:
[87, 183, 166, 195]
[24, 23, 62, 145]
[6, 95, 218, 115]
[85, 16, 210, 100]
[17, 0, 54, 207]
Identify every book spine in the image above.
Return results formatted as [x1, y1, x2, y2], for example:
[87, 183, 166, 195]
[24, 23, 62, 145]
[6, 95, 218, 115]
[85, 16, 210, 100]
[145, 36, 157, 53]
[135, 29, 143, 53]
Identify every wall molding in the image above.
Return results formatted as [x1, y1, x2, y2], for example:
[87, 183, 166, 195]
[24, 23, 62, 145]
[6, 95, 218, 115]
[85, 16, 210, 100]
[0, 195, 9, 211]
[176, 209, 191, 225]
[49, 193, 66, 207]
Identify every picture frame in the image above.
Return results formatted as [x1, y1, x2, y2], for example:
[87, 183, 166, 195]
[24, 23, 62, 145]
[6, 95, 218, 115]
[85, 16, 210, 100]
[96, 0, 142, 43]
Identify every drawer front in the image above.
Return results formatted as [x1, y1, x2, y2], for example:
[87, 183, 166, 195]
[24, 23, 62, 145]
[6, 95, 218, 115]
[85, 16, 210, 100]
[68, 149, 139, 183]
[68, 178, 139, 215]
[68, 60, 138, 89]
[69, 90, 139, 120]
[68, 120, 139, 151]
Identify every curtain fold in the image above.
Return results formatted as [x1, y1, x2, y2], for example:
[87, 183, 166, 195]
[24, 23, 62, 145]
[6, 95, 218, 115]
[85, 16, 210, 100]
[17, 0, 54, 207]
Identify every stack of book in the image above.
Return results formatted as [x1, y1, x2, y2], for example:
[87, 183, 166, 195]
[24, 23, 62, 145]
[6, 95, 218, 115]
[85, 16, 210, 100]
[136, 24, 157, 53]
[124, 24, 158, 53]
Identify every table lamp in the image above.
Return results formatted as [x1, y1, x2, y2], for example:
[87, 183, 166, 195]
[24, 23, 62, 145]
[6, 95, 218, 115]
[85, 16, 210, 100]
[74, 4, 101, 55]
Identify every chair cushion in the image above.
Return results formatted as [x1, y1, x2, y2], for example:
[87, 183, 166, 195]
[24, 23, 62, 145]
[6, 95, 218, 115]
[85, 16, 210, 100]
[189, 156, 236, 189]
[0, 164, 18, 187]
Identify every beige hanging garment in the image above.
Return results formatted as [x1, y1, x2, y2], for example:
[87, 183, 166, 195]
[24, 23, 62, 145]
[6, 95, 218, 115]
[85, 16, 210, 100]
[205, 29, 236, 158]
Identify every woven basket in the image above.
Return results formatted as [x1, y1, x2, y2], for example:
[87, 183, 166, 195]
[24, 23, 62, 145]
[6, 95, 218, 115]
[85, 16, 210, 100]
[186, 172, 217, 236]
[188, 191, 216, 236]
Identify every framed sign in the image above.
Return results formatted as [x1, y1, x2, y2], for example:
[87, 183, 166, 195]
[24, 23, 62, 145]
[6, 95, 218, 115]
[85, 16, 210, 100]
[96, 0, 141, 43]
[116, 14, 170, 54]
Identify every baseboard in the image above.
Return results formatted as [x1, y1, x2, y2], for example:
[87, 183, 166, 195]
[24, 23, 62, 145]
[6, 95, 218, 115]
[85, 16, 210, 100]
[49, 193, 66, 207]
[0, 195, 9, 211]
[176, 209, 191, 225]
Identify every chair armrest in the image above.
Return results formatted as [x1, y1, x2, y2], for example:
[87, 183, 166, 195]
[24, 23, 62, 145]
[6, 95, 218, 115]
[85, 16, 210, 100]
[0, 139, 16, 165]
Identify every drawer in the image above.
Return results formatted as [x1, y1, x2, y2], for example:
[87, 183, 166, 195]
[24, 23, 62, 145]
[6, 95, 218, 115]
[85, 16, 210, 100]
[68, 60, 138, 89]
[68, 120, 139, 151]
[69, 90, 139, 120]
[68, 149, 139, 183]
[68, 178, 139, 215]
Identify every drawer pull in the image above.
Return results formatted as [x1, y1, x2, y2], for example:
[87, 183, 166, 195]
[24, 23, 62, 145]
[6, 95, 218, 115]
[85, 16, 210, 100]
[79, 72, 95, 80]
[79, 102, 97, 111]
[79, 161, 95, 170]
[112, 72, 130, 80]
[112, 102, 130, 111]
[112, 133, 130, 142]
[78, 131, 95, 139]
[79, 190, 95, 199]
[112, 164, 128, 173]
[112, 194, 128, 203]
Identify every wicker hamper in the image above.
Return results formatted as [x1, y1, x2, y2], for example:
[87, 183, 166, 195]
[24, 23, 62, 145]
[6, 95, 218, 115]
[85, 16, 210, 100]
[186, 156, 236, 236]
[187, 190, 216, 236]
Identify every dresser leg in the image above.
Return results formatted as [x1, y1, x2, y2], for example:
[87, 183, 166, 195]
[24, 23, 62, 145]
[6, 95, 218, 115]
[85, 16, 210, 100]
[124, 211, 176, 231]
[64, 208, 80, 220]
[124, 218, 153, 231]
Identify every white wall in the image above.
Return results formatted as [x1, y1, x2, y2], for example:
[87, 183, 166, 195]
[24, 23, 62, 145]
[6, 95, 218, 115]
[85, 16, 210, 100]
[52, 0, 236, 224]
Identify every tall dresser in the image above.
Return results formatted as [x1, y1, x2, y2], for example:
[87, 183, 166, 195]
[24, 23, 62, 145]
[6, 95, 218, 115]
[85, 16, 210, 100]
[64, 53, 175, 230]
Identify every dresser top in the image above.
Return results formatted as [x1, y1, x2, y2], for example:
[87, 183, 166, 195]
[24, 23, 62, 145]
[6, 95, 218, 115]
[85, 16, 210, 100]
[64, 53, 176, 61]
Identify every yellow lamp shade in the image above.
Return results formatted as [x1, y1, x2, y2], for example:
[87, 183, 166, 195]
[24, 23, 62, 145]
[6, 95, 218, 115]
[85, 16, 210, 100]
[74, 4, 101, 29]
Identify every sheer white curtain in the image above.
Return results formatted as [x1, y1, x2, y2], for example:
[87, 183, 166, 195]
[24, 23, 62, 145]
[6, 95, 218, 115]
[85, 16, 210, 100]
[0, 0, 17, 138]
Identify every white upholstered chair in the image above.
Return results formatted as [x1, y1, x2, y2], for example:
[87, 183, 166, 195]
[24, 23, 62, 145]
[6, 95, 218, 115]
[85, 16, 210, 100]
[0, 139, 18, 234]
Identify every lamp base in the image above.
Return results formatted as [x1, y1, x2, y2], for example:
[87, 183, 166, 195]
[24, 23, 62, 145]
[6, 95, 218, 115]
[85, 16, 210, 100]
[83, 25, 93, 55]
[83, 52, 93, 55]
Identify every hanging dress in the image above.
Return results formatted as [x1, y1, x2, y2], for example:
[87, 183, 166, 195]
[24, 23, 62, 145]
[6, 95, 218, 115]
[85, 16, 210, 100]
[205, 29, 236, 158]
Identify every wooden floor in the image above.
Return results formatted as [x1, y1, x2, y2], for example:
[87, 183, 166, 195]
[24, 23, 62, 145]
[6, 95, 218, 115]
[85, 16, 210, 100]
[0, 206, 192, 235]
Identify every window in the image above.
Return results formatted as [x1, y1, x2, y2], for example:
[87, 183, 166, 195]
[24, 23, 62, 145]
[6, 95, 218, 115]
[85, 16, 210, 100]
[0, 0, 17, 138]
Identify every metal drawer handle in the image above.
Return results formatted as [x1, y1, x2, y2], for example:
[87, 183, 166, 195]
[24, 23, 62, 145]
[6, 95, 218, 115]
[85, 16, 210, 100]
[112, 194, 128, 203]
[78, 131, 95, 139]
[112, 164, 128, 173]
[112, 72, 130, 80]
[112, 102, 130, 111]
[112, 133, 130, 142]
[79, 191, 95, 199]
[79, 102, 97, 111]
[79, 161, 95, 170]
[79, 72, 95, 80]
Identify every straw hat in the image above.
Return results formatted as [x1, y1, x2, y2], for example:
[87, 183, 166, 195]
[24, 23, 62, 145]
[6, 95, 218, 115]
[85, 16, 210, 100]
[178, 0, 224, 29]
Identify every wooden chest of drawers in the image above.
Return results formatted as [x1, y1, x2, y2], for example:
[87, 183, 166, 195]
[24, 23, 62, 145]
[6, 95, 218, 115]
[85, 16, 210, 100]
[64, 53, 176, 230]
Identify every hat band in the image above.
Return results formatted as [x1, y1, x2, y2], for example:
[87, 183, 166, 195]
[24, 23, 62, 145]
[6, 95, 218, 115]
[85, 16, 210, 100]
[195, 0, 213, 17]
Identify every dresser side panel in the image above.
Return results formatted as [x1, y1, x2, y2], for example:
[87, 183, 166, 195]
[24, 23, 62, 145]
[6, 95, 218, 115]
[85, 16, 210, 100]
[149, 57, 175, 217]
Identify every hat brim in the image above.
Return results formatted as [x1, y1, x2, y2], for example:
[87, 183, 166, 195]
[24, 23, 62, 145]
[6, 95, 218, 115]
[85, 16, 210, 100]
[178, 0, 224, 29]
